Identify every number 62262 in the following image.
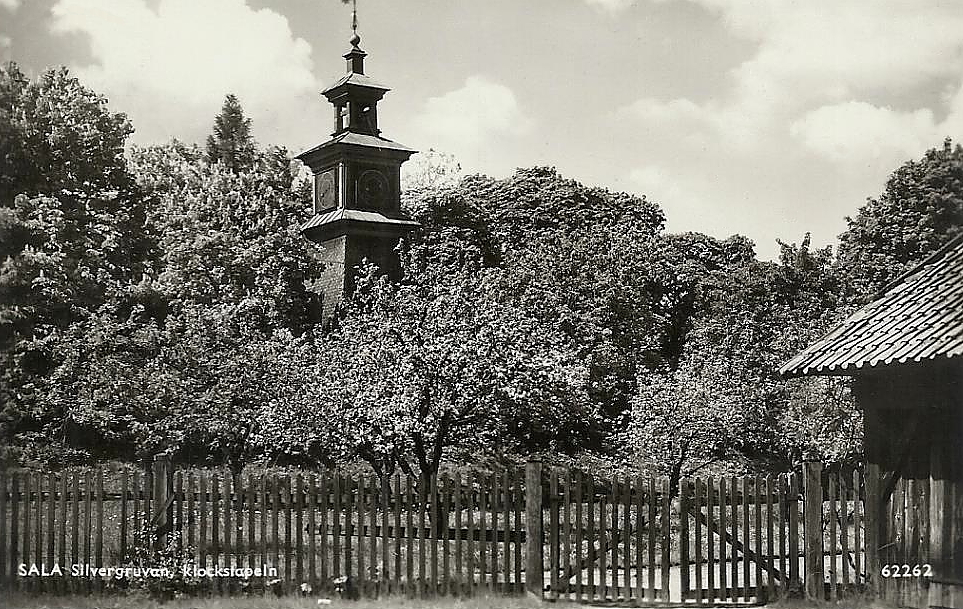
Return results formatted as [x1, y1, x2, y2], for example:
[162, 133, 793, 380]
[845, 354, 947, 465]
[881, 564, 932, 578]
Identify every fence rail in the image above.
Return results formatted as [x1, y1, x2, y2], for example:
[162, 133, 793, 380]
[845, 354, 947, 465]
[0, 461, 877, 603]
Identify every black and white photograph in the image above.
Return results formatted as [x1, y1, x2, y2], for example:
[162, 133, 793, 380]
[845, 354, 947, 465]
[0, 1, 961, 608]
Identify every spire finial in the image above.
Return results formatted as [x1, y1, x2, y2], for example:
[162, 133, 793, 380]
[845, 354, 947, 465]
[350, 0, 360, 47]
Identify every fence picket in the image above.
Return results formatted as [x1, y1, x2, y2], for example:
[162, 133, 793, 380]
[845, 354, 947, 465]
[383, 475, 391, 596]
[829, 471, 838, 600]
[418, 475, 427, 597]
[706, 476, 715, 604]
[503, 471, 511, 594]
[631, 475, 641, 603]
[407, 474, 415, 595]
[58, 472, 67, 591]
[296, 474, 305, 589]
[586, 474, 594, 601]
[680, 479, 689, 602]
[840, 471, 850, 588]
[731, 475, 739, 601]
[853, 469, 861, 585]
[789, 473, 800, 590]
[442, 473, 451, 595]
[284, 476, 293, 592]
[575, 471, 584, 602]
[0, 474, 7, 585]
[319, 473, 329, 589]
[174, 472, 183, 553]
[778, 474, 787, 594]
[46, 473, 55, 590]
[332, 474, 341, 580]
[21, 474, 30, 593]
[430, 473, 438, 596]
[694, 478, 703, 605]
[743, 475, 750, 600]
[477, 473, 486, 595]
[513, 468, 522, 592]
[82, 471, 91, 593]
[452, 473, 461, 594]
[463, 472, 472, 597]
[10, 476, 19, 590]
[660, 477, 670, 602]
[95, 470, 104, 591]
[646, 476, 655, 602]
[561, 471, 570, 599]
[610, 477, 618, 598]
[259, 474, 267, 585]
[353, 476, 362, 588]
[718, 476, 727, 600]
[378, 475, 391, 595]
[599, 479, 607, 600]
[755, 475, 763, 602]
[766, 474, 775, 599]
[369, 475, 378, 593]
[486, 472, 498, 592]
[549, 470, 559, 599]
[249, 473, 257, 572]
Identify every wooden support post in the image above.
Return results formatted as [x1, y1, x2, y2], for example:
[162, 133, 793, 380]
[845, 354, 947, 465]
[152, 454, 173, 549]
[525, 462, 544, 599]
[803, 462, 823, 601]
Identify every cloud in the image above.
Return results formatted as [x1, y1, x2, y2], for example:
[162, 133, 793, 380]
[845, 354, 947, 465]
[614, 0, 963, 258]
[50, 0, 324, 148]
[406, 76, 531, 177]
[585, 0, 637, 12]
[0, 0, 21, 11]
[790, 102, 940, 164]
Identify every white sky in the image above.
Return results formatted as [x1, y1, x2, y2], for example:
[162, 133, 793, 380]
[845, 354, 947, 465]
[3, 0, 963, 259]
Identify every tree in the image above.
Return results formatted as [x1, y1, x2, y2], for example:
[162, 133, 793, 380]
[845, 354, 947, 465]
[262, 265, 593, 479]
[131, 141, 322, 335]
[837, 138, 963, 301]
[0, 65, 150, 460]
[0, 63, 134, 206]
[205, 94, 256, 173]
[401, 148, 462, 192]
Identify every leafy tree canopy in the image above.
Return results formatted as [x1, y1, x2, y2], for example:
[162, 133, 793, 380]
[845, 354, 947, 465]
[837, 138, 963, 301]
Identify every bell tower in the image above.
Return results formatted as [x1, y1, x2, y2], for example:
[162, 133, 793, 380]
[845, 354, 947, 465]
[297, 25, 418, 318]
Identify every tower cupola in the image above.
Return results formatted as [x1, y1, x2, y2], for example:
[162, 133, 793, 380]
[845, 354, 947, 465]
[296, 10, 419, 319]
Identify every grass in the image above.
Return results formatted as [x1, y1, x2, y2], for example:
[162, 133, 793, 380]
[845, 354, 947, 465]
[0, 592, 548, 609]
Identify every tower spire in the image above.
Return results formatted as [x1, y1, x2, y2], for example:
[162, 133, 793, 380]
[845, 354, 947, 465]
[351, 0, 358, 37]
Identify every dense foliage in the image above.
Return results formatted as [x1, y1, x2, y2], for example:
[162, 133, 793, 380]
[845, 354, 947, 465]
[1, 64, 959, 481]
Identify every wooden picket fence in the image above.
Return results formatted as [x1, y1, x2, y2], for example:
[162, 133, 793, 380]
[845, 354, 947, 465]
[0, 460, 874, 603]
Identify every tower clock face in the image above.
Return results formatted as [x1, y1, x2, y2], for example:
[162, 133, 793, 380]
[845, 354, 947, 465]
[315, 170, 336, 212]
[358, 169, 390, 209]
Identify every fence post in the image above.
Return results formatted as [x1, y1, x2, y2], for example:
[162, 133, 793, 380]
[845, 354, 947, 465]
[864, 462, 880, 596]
[152, 454, 173, 549]
[803, 462, 823, 601]
[525, 461, 544, 598]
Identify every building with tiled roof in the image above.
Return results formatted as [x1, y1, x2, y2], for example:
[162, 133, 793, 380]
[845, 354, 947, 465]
[781, 233, 963, 609]
[780, 233, 963, 377]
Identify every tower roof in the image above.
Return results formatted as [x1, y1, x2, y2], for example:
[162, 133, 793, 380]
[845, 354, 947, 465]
[322, 71, 390, 96]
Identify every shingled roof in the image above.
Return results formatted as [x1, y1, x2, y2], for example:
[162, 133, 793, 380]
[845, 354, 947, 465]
[780, 233, 963, 378]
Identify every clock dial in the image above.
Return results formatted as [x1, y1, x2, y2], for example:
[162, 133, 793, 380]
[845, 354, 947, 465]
[358, 169, 389, 209]
[315, 171, 336, 212]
